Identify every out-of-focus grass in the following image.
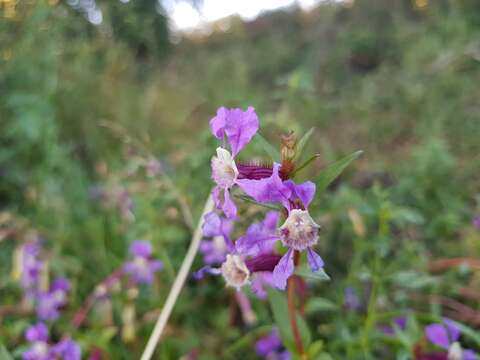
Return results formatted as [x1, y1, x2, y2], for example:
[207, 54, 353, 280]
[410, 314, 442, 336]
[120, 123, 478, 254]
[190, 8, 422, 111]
[1, 0, 479, 359]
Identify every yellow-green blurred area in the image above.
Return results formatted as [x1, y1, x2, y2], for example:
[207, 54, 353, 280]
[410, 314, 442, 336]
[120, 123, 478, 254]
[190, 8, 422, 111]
[1, 0, 480, 359]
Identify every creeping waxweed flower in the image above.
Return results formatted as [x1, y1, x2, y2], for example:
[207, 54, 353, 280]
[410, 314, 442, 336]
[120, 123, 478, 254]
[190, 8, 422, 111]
[255, 328, 291, 360]
[421, 318, 477, 360]
[36, 278, 70, 321]
[199, 211, 234, 265]
[472, 215, 480, 230]
[123, 240, 163, 284]
[20, 240, 44, 299]
[23, 323, 50, 360]
[23, 322, 81, 360]
[238, 166, 324, 289]
[195, 211, 282, 294]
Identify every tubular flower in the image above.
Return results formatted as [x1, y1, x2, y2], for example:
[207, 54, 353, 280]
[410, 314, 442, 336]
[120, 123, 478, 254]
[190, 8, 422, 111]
[209, 107, 260, 218]
[123, 240, 163, 285]
[23, 323, 50, 360]
[255, 328, 291, 360]
[199, 211, 234, 265]
[36, 278, 70, 321]
[422, 318, 477, 360]
[238, 167, 324, 289]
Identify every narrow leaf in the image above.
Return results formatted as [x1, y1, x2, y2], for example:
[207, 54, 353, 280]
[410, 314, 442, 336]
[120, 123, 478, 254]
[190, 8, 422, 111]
[295, 264, 330, 281]
[314, 150, 363, 197]
[305, 298, 339, 314]
[292, 154, 320, 178]
[0, 345, 14, 360]
[256, 133, 280, 162]
[294, 127, 315, 162]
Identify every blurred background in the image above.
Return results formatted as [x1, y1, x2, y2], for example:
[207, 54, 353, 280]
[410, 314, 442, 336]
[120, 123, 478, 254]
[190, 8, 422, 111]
[1, 0, 480, 359]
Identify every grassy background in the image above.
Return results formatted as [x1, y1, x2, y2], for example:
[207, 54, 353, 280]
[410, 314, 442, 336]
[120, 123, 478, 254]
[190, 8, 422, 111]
[1, 0, 479, 358]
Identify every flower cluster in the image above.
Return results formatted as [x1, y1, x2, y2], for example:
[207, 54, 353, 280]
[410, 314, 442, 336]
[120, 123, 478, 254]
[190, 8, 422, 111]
[255, 328, 290, 360]
[23, 323, 80, 360]
[196, 106, 325, 291]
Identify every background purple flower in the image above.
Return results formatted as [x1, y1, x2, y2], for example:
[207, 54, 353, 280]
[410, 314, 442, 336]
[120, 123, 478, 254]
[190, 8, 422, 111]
[424, 318, 477, 360]
[36, 278, 70, 321]
[473, 215, 480, 230]
[255, 328, 290, 360]
[124, 240, 163, 284]
[50, 338, 81, 360]
[23, 323, 50, 360]
[21, 241, 43, 299]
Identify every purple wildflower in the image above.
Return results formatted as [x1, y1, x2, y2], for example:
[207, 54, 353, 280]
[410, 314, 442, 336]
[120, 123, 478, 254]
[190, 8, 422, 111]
[23, 323, 50, 360]
[199, 212, 234, 265]
[344, 287, 361, 311]
[210, 107, 259, 218]
[124, 240, 163, 284]
[21, 241, 43, 299]
[50, 338, 81, 360]
[473, 215, 480, 230]
[424, 318, 477, 360]
[36, 278, 70, 321]
[255, 328, 291, 360]
[235, 211, 279, 256]
[382, 317, 407, 336]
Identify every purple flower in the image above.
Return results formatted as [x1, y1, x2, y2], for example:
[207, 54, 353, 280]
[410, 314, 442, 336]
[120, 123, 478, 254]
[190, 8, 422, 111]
[50, 338, 81, 360]
[344, 287, 361, 311]
[424, 318, 477, 360]
[236, 166, 324, 289]
[210, 107, 259, 218]
[235, 211, 279, 256]
[382, 317, 407, 336]
[255, 328, 291, 360]
[473, 215, 480, 230]
[199, 212, 234, 265]
[36, 278, 70, 321]
[21, 241, 43, 299]
[23, 323, 50, 360]
[124, 240, 163, 284]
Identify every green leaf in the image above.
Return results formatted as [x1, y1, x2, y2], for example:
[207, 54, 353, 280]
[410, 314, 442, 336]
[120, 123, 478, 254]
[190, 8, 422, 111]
[292, 154, 320, 177]
[295, 264, 331, 282]
[0, 345, 14, 360]
[256, 133, 280, 162]
[294, 127, 315, 162]
[305, 298, 339, 314]
[267, 288, 311, 354]
[453, 321, 480, 346]
[234, 194, 282, 211]
[314, 150, 363, 197]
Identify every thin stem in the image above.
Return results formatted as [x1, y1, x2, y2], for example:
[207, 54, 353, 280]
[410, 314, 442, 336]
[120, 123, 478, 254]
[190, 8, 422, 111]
[140, 193, 214, 360]
[287, 250, 305, 357]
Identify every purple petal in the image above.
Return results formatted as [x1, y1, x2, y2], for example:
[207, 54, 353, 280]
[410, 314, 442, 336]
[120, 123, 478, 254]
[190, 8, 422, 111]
[251, 272, 276, 299]
[237, 163, 291, 206]
[425, 324, 451, 350]
[284, 180, 316, 209]
[224, 107, 259, 156]
[25, 323, 49, 342]
[463, 349, 478, 360]
[202, 212, 223, 237]
[50, 339, 81, 360]
[199, 240, 227, 265]
[262, 211, 279, 230]
[442, 318, 460, 342]
[50, 278, 70, 292]
[235, 216, 280, 256]
[272, 249, 294, 290]
[307, 248, 324, 272]
[129, 240, 152, 257]
[222, 189, 237, 219]
[149, 260, 163, 272]
[246, 253, 282, 273]
[212, 187, 222, 209]
[256, 328, 282, 356]
[193, 266, 221, 280]
[209, 107, 227, 139]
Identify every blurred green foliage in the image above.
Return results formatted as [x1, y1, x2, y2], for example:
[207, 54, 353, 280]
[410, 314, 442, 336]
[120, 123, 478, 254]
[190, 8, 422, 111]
[1, 0, 479, 359]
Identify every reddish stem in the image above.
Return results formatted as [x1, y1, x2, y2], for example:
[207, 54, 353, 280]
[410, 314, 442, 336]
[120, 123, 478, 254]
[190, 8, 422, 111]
[428, 257, 480, 272]
[287, 250, 305, 357]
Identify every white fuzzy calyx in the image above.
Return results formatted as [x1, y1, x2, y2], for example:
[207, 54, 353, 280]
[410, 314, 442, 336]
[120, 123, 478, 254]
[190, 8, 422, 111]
[211, 147, 238, 188]
[279, 209, 320, 251]
[221, 254, 250, 290]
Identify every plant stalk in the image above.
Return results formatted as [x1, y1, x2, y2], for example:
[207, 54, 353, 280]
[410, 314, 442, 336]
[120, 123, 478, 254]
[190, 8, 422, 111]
[287, 250, 305, 357]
